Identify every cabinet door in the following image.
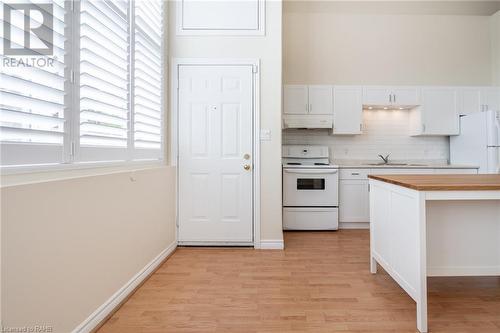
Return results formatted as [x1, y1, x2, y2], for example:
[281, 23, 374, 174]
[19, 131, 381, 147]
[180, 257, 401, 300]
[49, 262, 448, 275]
[339, 180, 370, 223]
[333, 86, 363, 134]
[459, 87, 482, 115]
[308, 85, 333, 115]
[482, 87, 500, 112]
[362, 87, 391, 106]
[392, 87, 420, 106]
[420, 87, 459, 135]
[284, 85, 308, 115]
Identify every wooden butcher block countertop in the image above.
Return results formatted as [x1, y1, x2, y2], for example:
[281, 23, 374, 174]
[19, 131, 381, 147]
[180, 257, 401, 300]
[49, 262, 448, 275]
[368, 174, 500, 191]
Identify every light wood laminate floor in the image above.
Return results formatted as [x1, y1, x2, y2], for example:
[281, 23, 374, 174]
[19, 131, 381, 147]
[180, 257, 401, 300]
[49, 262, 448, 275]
[98, 231, 500, 333]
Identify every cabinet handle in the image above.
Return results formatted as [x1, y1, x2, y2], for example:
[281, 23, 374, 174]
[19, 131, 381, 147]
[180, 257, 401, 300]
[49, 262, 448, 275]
[306, 104, 309, 113]
[310, 104, 312, 113]
[352, 172, 360, 175]
[422, 124, 426, 133]
[393, 94, 396, 103]
[359, 123, 363, 131]
[389, 94, 392, 103]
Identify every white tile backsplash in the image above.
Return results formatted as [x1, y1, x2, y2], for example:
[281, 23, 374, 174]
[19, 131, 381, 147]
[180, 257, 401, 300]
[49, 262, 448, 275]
[283, 110, 450, 161]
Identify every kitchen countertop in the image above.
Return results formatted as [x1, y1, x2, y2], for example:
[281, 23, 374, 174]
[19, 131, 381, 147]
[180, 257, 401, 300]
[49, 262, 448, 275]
[368, 174, 500, 191]
[333, 160, 478, 169]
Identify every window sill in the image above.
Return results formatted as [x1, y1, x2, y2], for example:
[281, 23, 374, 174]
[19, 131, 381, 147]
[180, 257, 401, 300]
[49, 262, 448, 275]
[0, 160, 170, 188]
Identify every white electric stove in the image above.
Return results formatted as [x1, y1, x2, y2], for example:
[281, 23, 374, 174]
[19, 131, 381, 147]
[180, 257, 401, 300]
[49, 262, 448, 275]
[282, 145, 339, 230]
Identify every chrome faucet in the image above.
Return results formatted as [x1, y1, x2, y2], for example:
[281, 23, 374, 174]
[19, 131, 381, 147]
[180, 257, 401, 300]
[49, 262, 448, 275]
[378, 154, 390, 164]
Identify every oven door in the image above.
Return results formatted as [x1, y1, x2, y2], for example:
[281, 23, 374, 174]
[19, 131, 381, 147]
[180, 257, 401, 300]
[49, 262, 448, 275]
[283, 168, 339, 207]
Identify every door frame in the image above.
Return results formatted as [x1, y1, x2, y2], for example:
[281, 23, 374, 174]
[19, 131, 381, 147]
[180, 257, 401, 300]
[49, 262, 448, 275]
[170, 58, 261, 248]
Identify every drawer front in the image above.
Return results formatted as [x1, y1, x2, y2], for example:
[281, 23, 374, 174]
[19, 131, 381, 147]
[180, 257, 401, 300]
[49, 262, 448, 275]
[340, 169, 370, 180]
[283, 207, 339, 230]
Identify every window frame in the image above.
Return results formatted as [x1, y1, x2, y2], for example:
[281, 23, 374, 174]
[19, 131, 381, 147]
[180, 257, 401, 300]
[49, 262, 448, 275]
[0, 0, 165, 174]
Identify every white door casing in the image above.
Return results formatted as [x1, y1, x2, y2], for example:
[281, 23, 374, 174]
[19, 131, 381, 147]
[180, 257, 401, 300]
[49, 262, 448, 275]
[177, 64, 255, 244]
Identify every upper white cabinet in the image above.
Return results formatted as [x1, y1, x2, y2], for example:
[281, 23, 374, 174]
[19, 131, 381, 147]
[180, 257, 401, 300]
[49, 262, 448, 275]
[409, 87, 459, 136]
[392, 88, 421, 106]
[176, 0, 265, 35]
[283, 84, 498, 135]
[363, 86, 420, 107]
[459, 87, 500, 115]
[363, 87, 392, 105]
[283, 85, 308, 115]
[333, 86, 363, 135]
[283, 85, 333, 115]
[283, 85, 333, 129]
[308, 85, 334, 115]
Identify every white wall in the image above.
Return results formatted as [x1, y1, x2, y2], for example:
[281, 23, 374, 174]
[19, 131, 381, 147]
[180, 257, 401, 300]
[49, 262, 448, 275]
[1, 166, 176, 333]
[283, 110, 449, 161]
[492, 11, 500, 85]
[284, 4, 494, 85]
[169, 1, 283, 241]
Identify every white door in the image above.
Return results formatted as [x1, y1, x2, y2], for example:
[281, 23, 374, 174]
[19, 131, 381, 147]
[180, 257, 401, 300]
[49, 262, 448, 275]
[308, 85, 333, 115]
[178, 65, 254, 244]
[333, 86, 363, 134]
[284, 85, 308, 115]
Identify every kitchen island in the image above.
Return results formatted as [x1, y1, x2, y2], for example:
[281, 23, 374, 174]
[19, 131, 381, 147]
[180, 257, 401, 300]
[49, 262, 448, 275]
[368, 174, 500, 333]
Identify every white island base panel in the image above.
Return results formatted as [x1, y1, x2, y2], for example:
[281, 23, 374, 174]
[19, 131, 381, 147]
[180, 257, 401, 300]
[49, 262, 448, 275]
[369, 179, 500, 333]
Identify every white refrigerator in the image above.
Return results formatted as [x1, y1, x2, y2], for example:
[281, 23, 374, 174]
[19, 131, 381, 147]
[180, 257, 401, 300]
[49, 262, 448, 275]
[450, 110, 500, 174]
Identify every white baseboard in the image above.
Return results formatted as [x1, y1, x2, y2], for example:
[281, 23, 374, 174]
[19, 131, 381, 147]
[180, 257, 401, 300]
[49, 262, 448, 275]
[259, 239, 284, 250]
[72, 241, 177, 333]
[428, 266, 500, 277]
[339, 222, 370, 229]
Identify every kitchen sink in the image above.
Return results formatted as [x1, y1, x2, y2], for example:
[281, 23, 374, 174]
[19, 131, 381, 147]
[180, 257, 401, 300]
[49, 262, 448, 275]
[365, 163, 408, 166]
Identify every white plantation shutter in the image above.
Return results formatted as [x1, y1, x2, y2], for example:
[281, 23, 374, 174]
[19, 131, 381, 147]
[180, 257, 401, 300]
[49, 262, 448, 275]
[78, 0, 130, 161]
[0, 0, 67, 166]
[0, 0, 165, 168]
[133, 0, 163, 158]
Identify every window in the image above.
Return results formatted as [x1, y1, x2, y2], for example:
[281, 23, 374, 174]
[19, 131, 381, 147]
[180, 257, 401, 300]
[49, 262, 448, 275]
[0, 0, 164, 168]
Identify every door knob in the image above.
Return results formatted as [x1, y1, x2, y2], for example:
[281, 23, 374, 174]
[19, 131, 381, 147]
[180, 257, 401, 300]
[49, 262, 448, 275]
[243, 153, 250, 160]
[243, 164, 251, 171]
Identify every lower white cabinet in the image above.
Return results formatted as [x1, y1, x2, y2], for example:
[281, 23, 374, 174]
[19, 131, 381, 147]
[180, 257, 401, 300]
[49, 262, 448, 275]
[339, 167, 478, 225]
[339, 180, 370, 223]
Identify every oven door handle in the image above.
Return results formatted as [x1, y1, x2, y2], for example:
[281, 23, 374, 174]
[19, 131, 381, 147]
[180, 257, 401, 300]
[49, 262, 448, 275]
[284, 169, 338, 175]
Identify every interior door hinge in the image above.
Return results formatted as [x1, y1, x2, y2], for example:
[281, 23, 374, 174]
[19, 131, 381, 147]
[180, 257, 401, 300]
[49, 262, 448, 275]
[252, 65, 258, 73]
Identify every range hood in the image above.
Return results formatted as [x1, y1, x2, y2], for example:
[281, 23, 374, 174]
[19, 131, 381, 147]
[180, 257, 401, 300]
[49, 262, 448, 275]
[282, 114, 333, 129]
